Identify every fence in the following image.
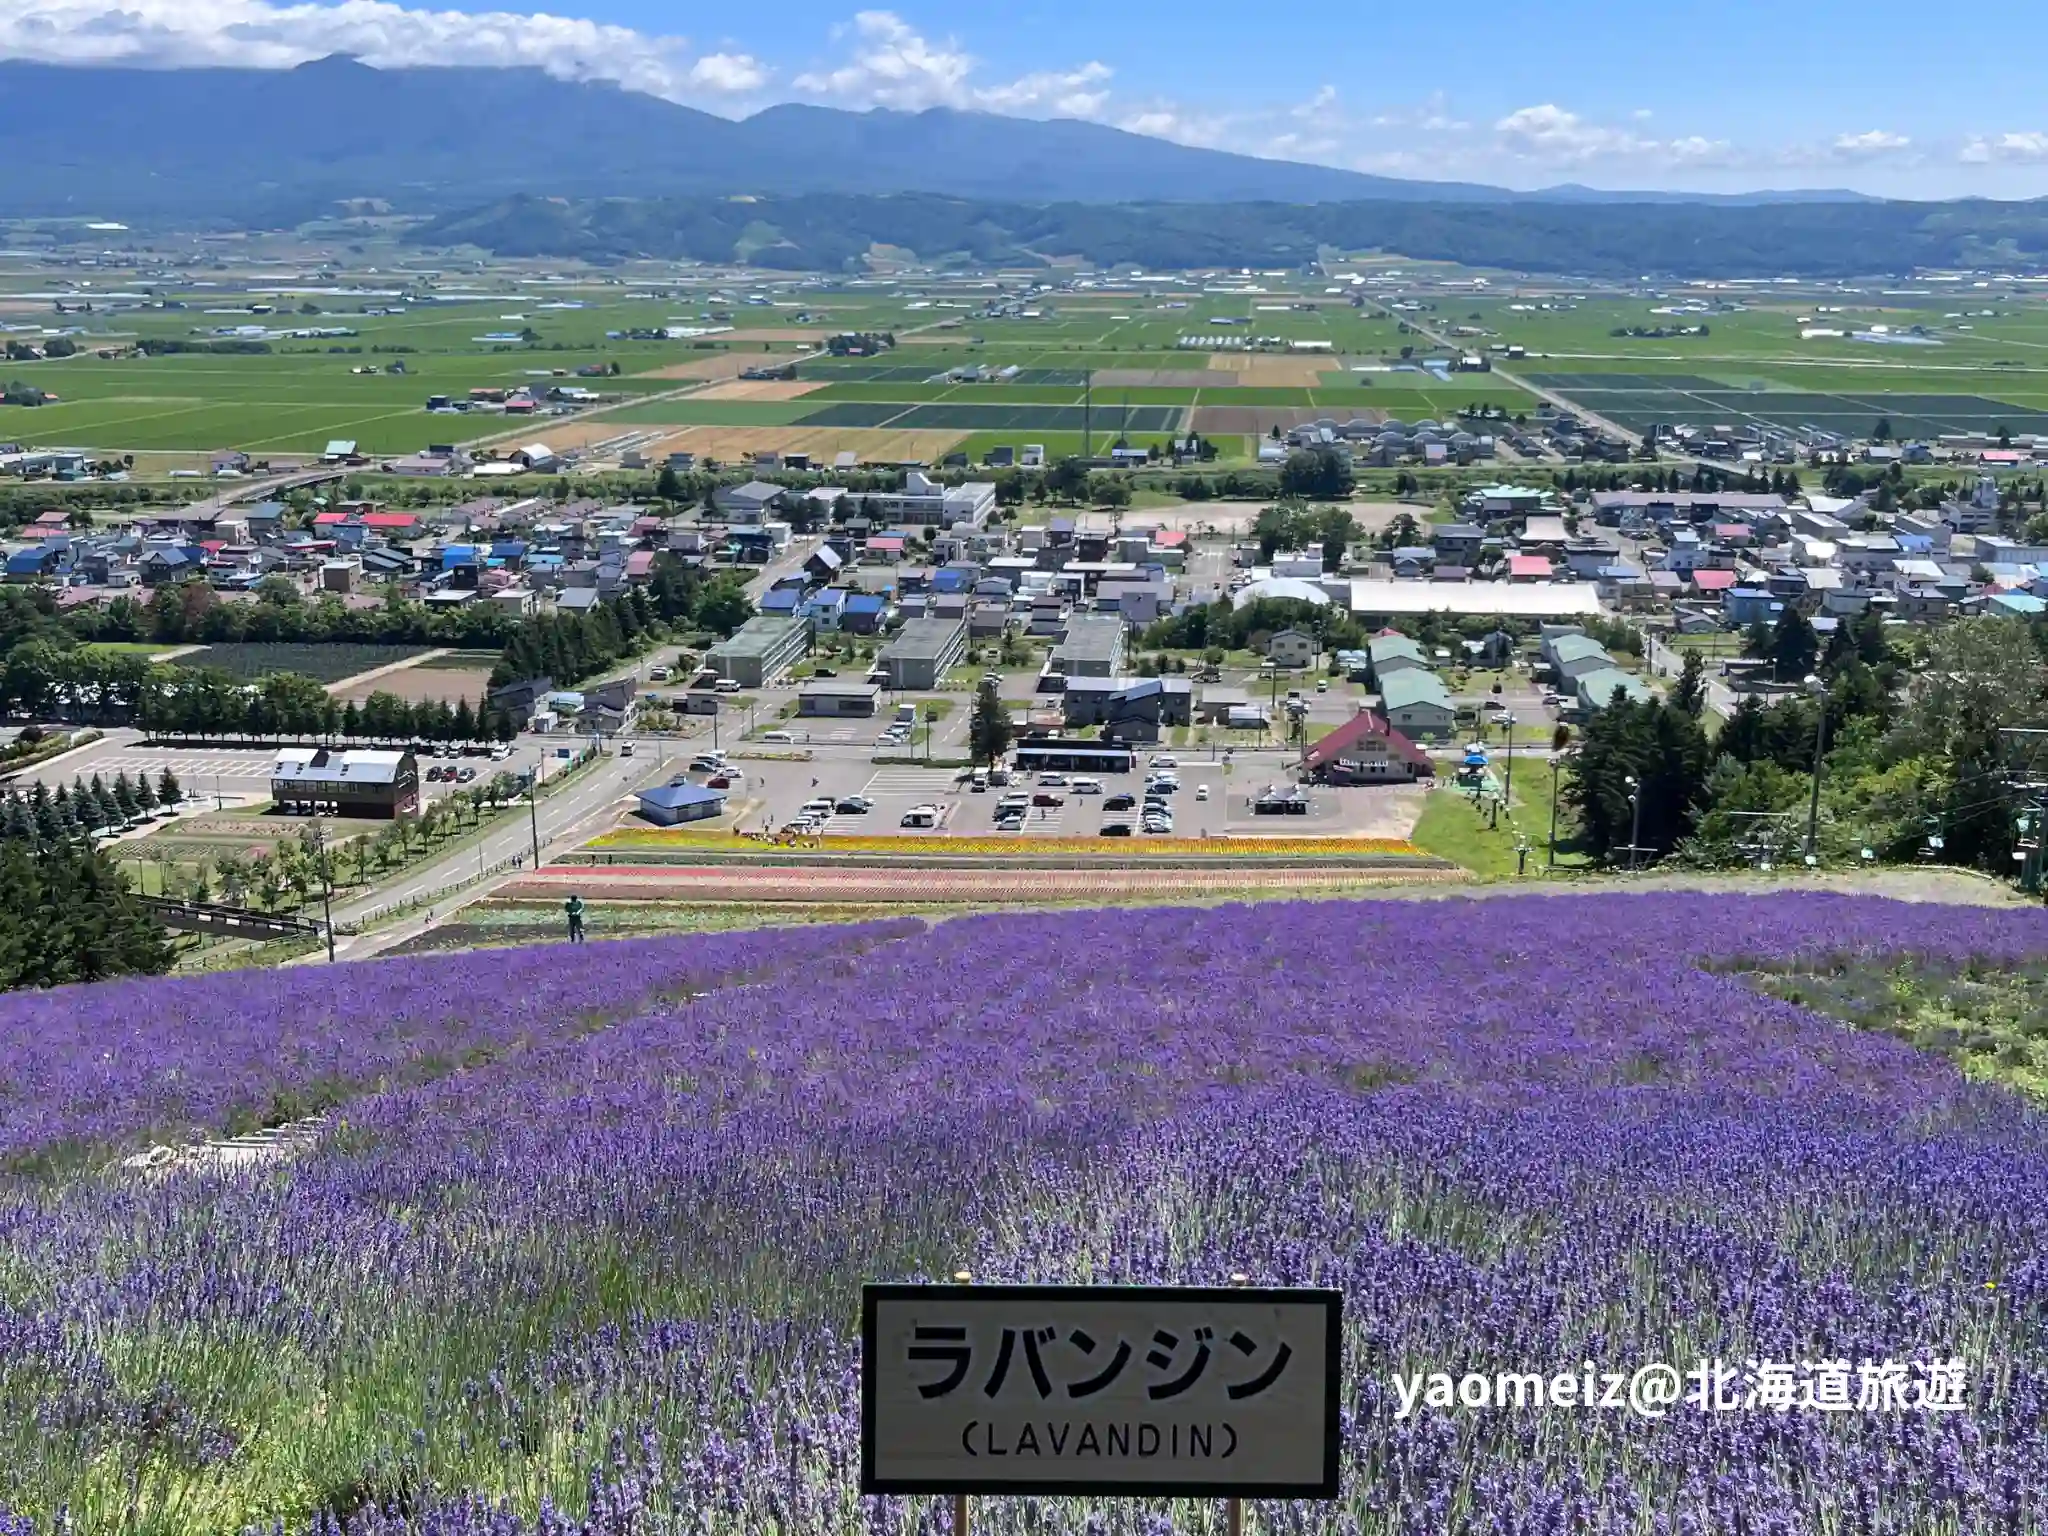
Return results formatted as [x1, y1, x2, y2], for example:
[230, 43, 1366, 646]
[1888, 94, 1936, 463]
[339, 850, 529, 932]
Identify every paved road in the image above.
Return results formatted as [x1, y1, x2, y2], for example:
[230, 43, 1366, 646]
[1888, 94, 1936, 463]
[1645, 633, 1737, 717]
[310, 744, 675, 961]
[1366, 300, 1732, 470]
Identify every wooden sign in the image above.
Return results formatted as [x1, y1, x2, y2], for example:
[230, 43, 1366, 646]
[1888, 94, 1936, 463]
[861, 1283, 1341, 1498]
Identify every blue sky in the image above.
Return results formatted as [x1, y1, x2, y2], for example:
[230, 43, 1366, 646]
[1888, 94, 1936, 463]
[6, 0, 2048, 197]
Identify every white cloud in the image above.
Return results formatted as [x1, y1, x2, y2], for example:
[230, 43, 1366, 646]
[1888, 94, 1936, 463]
[1961, 131, 2048, 163]
[977, 61, 1114, 119]
[1832, 129, 1910, 158]
[1370, 91, 1468, 133]
[0, 0, 766, 100]
[788, 9, 1112, 118]
[1493, 103, 1655, 162]
[688, 53, 769, 94]
[1114, 107, 1228, 148]
[792, 10, 972, 108]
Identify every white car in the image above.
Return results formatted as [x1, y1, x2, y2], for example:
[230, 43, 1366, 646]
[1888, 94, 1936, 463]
[1070, 777, 1104, 795]
[761, 730, 795, 744]
[1150, 755, 1179, 769]
[1195, 784, 1210, 802]
[1037, 773, 1070, 787]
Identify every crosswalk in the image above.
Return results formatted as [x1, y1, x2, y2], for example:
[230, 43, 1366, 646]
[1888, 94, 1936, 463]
[862, 767, 961, 800]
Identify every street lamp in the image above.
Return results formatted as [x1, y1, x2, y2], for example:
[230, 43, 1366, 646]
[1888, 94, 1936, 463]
[1803, 673, 1828, 862]
[1548, 752, 1564, 870]
[1501, 712, 1516, 806]
[1624, 772, 1644, 872]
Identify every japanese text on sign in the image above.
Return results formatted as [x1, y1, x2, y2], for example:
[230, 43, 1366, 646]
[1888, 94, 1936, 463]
[861, 1284, 1341, 1498]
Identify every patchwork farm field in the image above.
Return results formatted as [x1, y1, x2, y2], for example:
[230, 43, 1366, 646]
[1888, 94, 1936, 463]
[178, 642, 432, 684]
[1522, 371, 2048, 438]
[1, 892, 2044, 1533]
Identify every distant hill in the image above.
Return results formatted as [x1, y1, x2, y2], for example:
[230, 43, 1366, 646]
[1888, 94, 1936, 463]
[408, 192, 2048, 278]
[0, 56, 1871, 221]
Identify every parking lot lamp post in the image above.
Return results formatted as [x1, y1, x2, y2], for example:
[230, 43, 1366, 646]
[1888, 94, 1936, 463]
[1502, 712, 1516, 806]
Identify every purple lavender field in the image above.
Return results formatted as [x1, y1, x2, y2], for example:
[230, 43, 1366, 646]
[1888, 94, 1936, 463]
[1, 892, 2045, 1534]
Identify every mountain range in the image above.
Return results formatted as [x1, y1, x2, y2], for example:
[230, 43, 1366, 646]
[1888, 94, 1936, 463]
[0, 55, 1875, 222]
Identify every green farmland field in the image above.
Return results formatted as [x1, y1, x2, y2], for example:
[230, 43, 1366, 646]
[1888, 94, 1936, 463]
[599, 398, 819, 427]
[178, 643, 433, 684]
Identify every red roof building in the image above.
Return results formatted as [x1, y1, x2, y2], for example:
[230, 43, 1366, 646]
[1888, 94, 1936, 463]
[1300, 708, 1435, 783]
[362, 513, 418, 531]
[1507, 554, 1553, 581]
[1690, 569, 1738, 593]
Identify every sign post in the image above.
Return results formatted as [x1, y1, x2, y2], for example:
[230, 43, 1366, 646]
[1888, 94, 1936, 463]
[862, 1282, 1341, 1517]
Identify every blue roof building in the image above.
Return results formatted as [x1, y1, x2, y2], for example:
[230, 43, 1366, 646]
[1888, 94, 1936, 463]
[634, 783, 727, 826]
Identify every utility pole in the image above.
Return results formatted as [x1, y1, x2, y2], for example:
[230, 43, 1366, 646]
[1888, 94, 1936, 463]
[1083, 369, 1092, 459]
[1625, 772, 1645, 872]
[1547, 755, 1562, 869]
[527, 776, 542, 868]
[1502, 712, 1515, 806]
[1804, 673, 1828, 862]
[313, 820, 336, 963]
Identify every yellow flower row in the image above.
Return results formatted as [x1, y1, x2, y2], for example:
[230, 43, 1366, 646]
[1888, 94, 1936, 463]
[589, 829, 1426, 858]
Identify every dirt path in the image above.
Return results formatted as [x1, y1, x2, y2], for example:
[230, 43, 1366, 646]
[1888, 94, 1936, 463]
[324, 647, 451, 696]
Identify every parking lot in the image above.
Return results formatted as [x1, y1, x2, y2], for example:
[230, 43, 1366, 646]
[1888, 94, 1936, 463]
[10, 733, 551, 808]
[660, 745, 1427, 842]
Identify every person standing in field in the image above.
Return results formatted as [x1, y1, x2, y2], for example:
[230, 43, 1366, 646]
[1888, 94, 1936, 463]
[564, 892, 586, 944]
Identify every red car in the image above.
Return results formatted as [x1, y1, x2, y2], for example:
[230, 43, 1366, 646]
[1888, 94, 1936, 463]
[1031, 791, 1064, 807]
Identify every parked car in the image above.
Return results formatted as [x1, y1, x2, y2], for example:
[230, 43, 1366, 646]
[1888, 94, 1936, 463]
[706, 774, 735, 789]
[1099, 821, 1133, 837]
[1104, 793, 1138, 811]
[1150, 755, 1180, 769]
[813, 666, 837, 678]
[457, 767, 477, 783]
[835, 796, 873, 814]
[1195, 784, 1210, 802]
[1070, 778, 1104, 795]
[1036, 773, 1070, 787]
[619, 742, 635, 757]
[761, 730, 795, 744]
[1031, 791, 1065, 807]
[800, 797, 836, 817]
[689, 755, 726, 773]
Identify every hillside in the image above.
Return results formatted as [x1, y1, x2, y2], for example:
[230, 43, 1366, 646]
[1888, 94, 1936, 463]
[0, 892, 2041, 1530]
[408, 190, 2048, 276]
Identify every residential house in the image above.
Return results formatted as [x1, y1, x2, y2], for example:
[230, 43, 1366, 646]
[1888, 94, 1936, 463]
[1266, 627, 1317, 668]
[1575, 666, 1653, 712]
[1367, 633, 1430, 680]
[1376, 670, 1456, 741]
[1546, 633, 1615, 683]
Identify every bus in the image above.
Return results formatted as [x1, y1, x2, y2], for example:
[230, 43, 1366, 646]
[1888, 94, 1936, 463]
[1013, 739, 1135, 775]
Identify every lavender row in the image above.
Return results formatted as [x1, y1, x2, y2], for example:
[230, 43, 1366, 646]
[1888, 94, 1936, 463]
[0, 894, 2043, 1531]
[0, 916, 924, 1168]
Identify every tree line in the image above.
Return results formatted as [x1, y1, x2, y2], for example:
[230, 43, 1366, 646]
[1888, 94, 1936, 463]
[1564, 610, 2046, 874]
